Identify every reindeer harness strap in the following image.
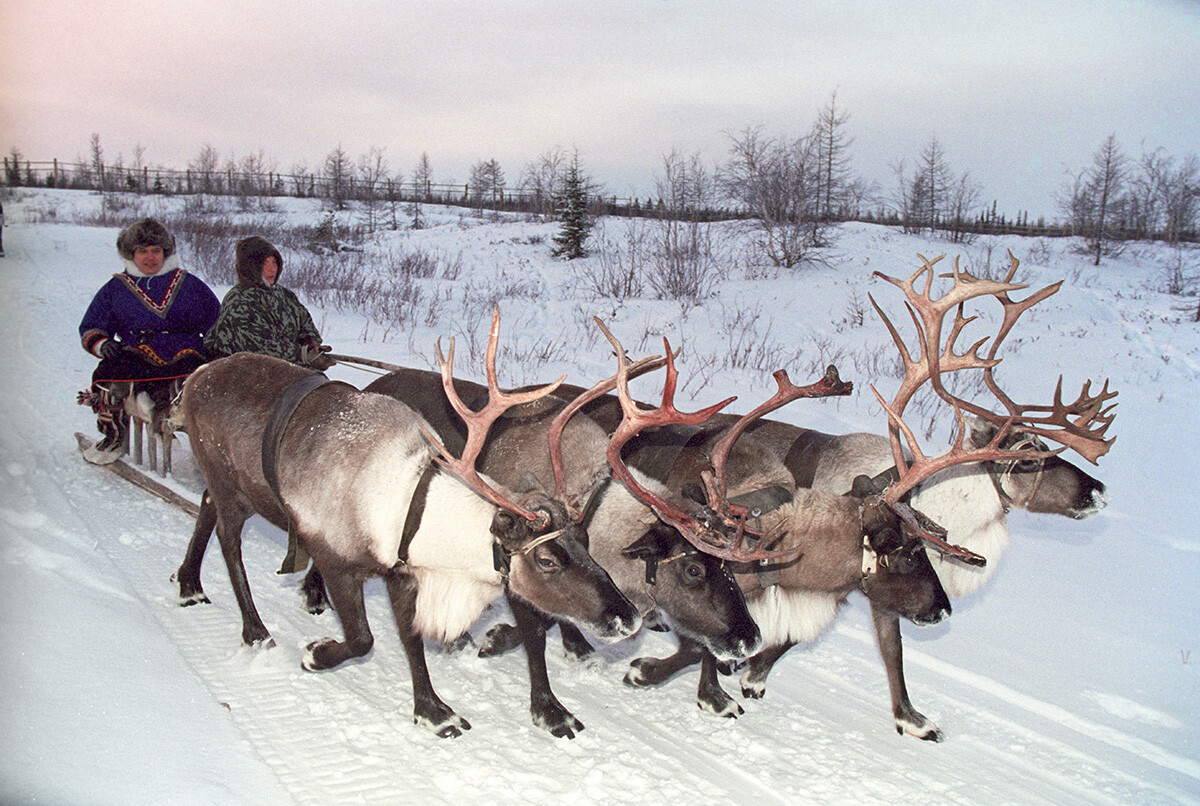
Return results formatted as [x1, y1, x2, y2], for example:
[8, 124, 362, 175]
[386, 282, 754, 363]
[262, 373, 354, 574]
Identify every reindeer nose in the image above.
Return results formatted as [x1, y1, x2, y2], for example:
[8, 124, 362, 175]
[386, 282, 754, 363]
[612, 610, 642, 638]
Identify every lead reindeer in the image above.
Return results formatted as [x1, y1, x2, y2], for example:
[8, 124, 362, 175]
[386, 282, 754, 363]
[174, 310, 640, 738]
[732, 253, 1115, 739]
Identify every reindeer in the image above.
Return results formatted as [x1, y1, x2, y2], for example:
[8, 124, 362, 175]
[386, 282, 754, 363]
[173, 311, 641, 738]
[361, 354, 763, 678]
[726, 254, 1116, 739]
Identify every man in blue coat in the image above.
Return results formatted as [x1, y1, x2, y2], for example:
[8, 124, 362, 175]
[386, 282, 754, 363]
[79, 218, 219, 463]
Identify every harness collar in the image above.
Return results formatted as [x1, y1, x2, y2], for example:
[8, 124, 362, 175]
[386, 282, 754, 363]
[985, 436, 1048, 513]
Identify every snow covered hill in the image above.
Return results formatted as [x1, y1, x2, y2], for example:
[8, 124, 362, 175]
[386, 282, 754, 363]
[1, 189, 1197, 805]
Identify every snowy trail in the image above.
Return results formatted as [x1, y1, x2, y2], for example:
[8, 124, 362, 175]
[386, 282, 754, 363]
[46, 441, 1198, 805]
[2, 207, 1197, 805]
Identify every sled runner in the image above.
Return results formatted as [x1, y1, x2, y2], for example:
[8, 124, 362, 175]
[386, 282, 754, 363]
[75, 432, 200, 517]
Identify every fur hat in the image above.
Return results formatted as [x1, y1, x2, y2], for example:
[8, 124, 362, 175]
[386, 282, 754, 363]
[235, 235, 284, 286]
[116, 218, 176, 260]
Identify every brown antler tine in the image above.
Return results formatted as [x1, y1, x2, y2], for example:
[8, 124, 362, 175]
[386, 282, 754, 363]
[598, 321, 802, 562]
[705, 365, 852, 502]
[546, 340, 669, 505]
[427, 307, 568, 523]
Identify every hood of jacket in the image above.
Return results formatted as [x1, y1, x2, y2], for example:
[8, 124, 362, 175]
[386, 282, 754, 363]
[235, 235, 284, 287]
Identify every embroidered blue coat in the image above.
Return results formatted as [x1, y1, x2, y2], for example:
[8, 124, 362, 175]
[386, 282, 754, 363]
[80, 267, 220, 366]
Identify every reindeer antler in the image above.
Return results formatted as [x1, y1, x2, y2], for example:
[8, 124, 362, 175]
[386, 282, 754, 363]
[946, 252, 1117, 463]
[597, 320, 841, 563]
[700, 365, 852, 519]
[598, 320, 775, 562]
[547, 347, 671, 511]
[867, 253, 1119, 564]
[421, 307, 566, 524]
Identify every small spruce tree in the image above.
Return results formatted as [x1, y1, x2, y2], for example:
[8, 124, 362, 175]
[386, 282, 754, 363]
[551, 156, 593, 260]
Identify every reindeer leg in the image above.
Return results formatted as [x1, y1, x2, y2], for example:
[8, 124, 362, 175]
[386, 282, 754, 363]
[477, 622, 522, 657]
[382, 571, 468, 738]
[509, 594, 584, 738]
[175, 489, 216, 606]
[872, 603, 942, 742]
[558, 621, 596, 662]
[302, 564, 374, 670]
[208, 498, 272, 646]
[478, 619, 594, 662]
[625, 636, 705, 687]
[739, 641, 795, 699]
[299, 564, 330, 614]
[698, 648, 742, 717]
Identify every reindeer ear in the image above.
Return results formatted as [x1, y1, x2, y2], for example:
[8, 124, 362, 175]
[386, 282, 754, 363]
[867, 525, 904, 555]
[490, 510, 521, 544]
[850, 474, 884, 498]
[728, 486, 792, 517]
[621, 528, 669, 560]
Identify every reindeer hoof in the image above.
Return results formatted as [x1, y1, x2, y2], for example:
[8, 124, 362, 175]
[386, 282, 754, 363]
[535, 708, 584, 739]
[477, 623, 521, 657]
[416, 711, 471, 738]
[179, 591, 211, 607]
[623, 657, 670, 687]
[699, 697, 743, 718]
[896, 715, 943, 742]
[740, 680, 766, 700]
[301, 638, 337, 670]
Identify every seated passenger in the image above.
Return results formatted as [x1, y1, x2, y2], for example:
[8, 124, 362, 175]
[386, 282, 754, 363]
[79, 217, 220, 464]
[204, 235, 333, 370]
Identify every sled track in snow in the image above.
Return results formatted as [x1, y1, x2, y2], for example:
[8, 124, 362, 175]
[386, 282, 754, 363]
[76, 445, 1200, 805]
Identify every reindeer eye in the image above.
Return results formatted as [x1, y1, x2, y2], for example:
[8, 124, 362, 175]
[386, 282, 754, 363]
[684, 562, 706, 581]
[536, 555, 560, 572]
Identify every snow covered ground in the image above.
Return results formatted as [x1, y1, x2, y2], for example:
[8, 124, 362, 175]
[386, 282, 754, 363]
[1, 188, 1198, 805]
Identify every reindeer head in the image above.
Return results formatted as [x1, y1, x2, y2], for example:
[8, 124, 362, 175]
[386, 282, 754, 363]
[423, 308, 640, 640]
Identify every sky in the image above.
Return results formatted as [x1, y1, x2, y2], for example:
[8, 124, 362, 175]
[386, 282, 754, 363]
[3, 0, 1199, 218]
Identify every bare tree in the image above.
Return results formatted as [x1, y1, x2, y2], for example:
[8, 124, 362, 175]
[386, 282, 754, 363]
[289, 160, 311, 197]
[648, 149, 726, 301]
[1136, 148, 1198, 244]
[89, 133, 107, 191]
[891, 135, 978, 240]
[411, 152, 433, 201]
[323, 144, 353, 210]
[721, 127, 824, 268]
[357, 146, 390, 232]
[812, 90, 853, 221]
[945, 171, 983, 244]
[520, 146, 568, 216]
[189, 143, 221, 194]
[468, 159, 505, 206]
[1089, 135, 1127, 265]
[1060, 135, 1128, 265]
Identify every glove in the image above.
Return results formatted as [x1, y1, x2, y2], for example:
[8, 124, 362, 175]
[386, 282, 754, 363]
[301, 342, 335, 371]
[99, 339, 123, 359]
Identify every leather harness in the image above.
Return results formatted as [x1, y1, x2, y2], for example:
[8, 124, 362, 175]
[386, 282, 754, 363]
[261, 373, 353, 574]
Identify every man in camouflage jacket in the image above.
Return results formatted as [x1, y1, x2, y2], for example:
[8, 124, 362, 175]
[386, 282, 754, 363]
[204, 235, 333, 369]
